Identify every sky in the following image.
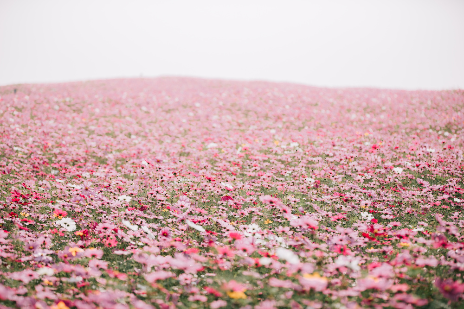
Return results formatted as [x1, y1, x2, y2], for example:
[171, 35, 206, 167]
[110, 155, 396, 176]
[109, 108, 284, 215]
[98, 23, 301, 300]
[1, 0, 463, 90]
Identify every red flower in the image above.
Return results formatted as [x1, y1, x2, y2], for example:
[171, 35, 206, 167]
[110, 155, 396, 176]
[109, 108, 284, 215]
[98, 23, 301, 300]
[229, 232, 242, 240]
[204, 286, 223, 297]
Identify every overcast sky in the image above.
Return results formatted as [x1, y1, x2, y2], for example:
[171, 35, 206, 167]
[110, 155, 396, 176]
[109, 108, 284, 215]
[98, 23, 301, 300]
[1, 0, 463, 90]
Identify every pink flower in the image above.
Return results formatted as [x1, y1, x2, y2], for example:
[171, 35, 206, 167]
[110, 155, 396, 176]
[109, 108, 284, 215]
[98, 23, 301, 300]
[255, 300, 277, 309]
[217, 246, 235, 258]
[369, 263, 394, 278]
[269, 277, 296, 289]
[53, 209, 68, 217]
[235, 239, 255, 254]
[188, 295, 207, 302]
[84, 248, 104, 259]
[210, 300, 227, 309]
[357, 277, 393, 291]
[415, 256, 438, 267]
[435, 278, 464, 302]
[159, 227, 171, 239]
[259, 195, 282, 205]
[222, 280, 247, 292]
[291, 216, 318, 230]
[89, 259, 108, 269]
[10, 269, 40, 284]
[144, 271, 175, 283]
[299, 273, 328, 292]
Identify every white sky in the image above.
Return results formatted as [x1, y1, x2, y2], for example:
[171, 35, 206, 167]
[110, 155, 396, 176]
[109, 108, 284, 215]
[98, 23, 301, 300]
[1, 0, 463, 90]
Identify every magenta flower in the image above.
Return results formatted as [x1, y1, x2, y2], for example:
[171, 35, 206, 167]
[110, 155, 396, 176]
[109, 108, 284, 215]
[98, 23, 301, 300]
[435, 278, 464, 302]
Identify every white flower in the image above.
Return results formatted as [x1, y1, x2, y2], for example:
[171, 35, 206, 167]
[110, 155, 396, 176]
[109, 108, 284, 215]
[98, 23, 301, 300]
[335, 256, 361, 271]
[56, 218, 76, 231]
[206, 142, 218, 149]
[268, 235, 288, 248]
[393, 167, 403, 174]
[243, 224, 261, 237]
[306, 177, 315, 184]
[221, 182, 234, 190]
[290, 142, 299, 148]
[141, 226, 156, 239]
[275, 248, 300, 264]
[141, 226, 151, 233]
[259, 257, 273, 265]
[454, 198, 462, 203]
[67, 184, 82, 189]
[81, 172, 90, 178]
[65, 276, 83, 283]
[122, 220, 139, 231]
[141, 160, 148, 166]
[412, 227, 424, 232]
[118, 195, 132, 202]
[361, 212, 374, 221]
[186, 220, 206, 232]
[426, 148, 435, 153]
[36, 267, 54, 276]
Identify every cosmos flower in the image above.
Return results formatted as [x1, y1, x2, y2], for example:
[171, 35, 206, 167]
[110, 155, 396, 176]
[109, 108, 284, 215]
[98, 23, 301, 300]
[1, 78, 463, 307]
[334, 255, 361, 271]
[118, 195, 132, 202]
[275, 248, 300, 264]
[55, 218, 77, 232]
[435, 279, 464, 302]
[299, 273, 328, 291]
[159, 227, 171, 239]
[186, 220, 206, 232]
[122, 220, 139, 231]
[361, 212, 374, 221]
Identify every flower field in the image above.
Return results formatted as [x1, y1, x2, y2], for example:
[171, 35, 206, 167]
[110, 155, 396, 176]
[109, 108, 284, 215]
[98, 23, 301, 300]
[0, 78, 463, 308]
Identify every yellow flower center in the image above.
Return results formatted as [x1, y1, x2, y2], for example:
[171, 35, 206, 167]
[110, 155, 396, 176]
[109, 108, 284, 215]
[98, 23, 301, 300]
[43, 279, 53, 286]
[69, 247, 82, 256]
[227, 291, 247, 299]
[51, 302, 69, 309]
[302, 273, 328, 282]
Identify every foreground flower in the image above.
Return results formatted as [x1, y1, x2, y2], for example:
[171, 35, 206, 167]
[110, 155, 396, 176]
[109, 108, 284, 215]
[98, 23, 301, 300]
[435, 279, 464, 302]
